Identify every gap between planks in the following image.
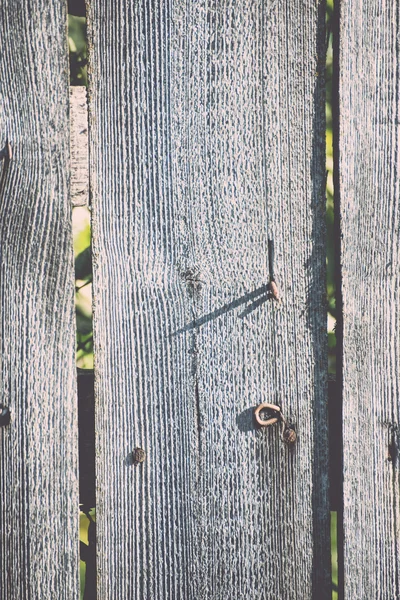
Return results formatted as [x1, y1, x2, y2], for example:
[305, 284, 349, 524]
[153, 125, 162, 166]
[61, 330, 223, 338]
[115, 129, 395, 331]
[70, 86, 89, 207]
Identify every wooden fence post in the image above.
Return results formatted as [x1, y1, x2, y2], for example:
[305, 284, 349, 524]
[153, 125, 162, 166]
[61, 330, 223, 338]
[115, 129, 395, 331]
[0, 2, 79, 598]
[87, 1, 329, 598]
[339, 0, 400, 597]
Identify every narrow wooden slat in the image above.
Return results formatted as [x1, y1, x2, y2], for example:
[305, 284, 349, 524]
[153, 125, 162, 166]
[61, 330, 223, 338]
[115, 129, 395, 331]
[0, 2, 79, 598]
[70, 87, 89, 207]
[88, 1, 329, 597]
[339, 1, 400, 597]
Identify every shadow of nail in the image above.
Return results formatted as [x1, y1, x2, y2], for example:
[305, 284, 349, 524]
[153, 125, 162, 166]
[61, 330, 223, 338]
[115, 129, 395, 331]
[236, 406, 257, 433]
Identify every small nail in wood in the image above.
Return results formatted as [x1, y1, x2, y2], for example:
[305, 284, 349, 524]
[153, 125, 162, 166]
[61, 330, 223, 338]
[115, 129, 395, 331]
[268, 239, 280, 302]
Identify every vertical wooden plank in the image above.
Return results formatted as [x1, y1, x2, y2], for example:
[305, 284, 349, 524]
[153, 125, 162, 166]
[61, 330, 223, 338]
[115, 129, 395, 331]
[88, 1, 329, 598]
[0, 2, 79, 598]
[339, 1, 400, 598]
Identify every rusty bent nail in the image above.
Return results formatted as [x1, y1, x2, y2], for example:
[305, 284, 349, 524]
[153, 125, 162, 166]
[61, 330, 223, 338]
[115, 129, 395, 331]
[254, 402, 297, 445]
[268, 280, 280, 302]
[254, 402, 281, 427]
[278, 410, 297, 445]
[267, 239, 280, 302]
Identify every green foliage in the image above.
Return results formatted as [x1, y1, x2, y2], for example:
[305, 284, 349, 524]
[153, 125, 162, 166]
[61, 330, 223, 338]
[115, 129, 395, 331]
[80, 509, 96, 600]
[69, 16, 92, 368]
[69, 15, 87, 86]
[73, 207, 93, 368]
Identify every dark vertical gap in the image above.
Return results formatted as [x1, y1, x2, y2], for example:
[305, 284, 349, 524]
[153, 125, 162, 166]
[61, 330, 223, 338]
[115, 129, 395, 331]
[311, 0, 331, 596]
[326, 0, 341, 598]
[68, 0, 86, 18]
[331, 0, 344, 597]
[68, 1, 96, 599]
[77, 370, 96, 600]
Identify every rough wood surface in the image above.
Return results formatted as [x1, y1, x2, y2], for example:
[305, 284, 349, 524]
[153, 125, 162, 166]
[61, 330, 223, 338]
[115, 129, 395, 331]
[339, 1, 400, 598]
[70, 86, 89, 207]
[0, 2, 79, 598]
[88, 1, 329, 598]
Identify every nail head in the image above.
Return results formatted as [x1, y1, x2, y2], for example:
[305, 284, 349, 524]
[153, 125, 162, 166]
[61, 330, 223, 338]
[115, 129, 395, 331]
[268, 280, 280, 302]
[282, 425, 297, 445]
[131, 447, 146, 465]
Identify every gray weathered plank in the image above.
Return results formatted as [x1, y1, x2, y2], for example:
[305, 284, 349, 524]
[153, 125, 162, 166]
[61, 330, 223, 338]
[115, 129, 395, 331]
[0, 2, 79, 598]
[70, 86, 89, 207]
[339, 1, 400, 598]
[88, 1, 329, 598]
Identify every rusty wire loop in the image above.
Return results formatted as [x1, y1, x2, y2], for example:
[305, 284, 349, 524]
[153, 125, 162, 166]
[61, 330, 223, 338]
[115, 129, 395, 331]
[254, 402, 281, 427]
[254, 402, 296, 445]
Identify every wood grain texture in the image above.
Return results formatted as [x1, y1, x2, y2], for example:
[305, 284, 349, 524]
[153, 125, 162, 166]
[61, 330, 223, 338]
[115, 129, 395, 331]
[88, 1, 329, 598]
[339, 1, 400, 598]
[70, 86, 89, 207]
[0, 2, 79, 598]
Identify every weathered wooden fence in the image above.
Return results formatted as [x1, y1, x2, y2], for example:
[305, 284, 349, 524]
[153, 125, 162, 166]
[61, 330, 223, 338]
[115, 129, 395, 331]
[339, 1, 400, 598]
[0, 0, 398, 599]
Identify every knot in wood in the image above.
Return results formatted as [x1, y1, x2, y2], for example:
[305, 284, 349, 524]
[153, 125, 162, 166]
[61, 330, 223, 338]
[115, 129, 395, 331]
[182, 267, 204, 294]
